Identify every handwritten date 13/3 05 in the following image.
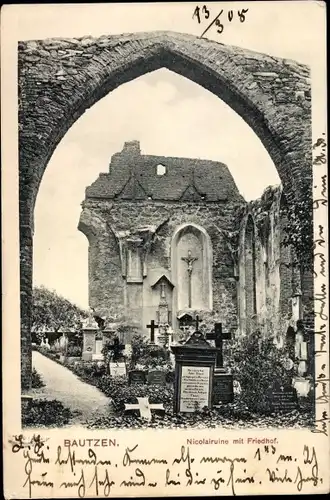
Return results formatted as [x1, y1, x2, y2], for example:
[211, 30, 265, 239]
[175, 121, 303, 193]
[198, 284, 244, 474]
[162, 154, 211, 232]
[193, 5, 249, 37]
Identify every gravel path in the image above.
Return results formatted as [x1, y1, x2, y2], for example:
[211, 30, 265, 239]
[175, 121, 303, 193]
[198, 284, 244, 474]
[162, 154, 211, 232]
[32, 351, 112, 425]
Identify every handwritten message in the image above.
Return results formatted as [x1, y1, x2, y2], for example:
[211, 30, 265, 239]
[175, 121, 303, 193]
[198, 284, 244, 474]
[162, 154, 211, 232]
[8, 433, 327, 498]
[312, 133, 329, 438]
[192, 5, 249, 38]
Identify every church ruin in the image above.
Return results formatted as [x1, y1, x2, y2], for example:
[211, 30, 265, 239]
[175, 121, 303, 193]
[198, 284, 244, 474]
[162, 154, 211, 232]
[78, 140, 306, 357]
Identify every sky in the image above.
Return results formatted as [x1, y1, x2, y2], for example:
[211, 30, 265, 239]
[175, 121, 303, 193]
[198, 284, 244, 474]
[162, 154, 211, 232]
[9, 1, 324, 309]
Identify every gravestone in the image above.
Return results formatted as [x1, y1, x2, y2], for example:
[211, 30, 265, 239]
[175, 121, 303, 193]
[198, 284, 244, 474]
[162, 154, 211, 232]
[206, 323, 234, 405]
[147, 369, 166, 385]
[92, 337, 104, 361]
[109, 361, 127, 378]
[82, 332, 95, 361]
[82, 313, 99, 361]
[128, 369, 147, 385]
[171, 328, 217, 413]
[213, 373, 234, 404]
[267, 382, 299, 412]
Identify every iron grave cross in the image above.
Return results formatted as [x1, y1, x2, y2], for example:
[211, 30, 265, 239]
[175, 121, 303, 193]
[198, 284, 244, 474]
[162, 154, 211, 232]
[206, 323, 231, 368]
[146, 319, 159, 344]
[181, 249, 198, 308]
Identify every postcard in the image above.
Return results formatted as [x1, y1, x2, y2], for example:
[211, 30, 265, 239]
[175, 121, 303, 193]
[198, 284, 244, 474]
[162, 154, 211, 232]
[2, 1, 329, 497]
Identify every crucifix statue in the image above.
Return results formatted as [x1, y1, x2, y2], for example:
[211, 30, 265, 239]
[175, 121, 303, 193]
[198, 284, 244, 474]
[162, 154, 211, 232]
[206, 323, 231, 369]
[181, 249, 198, 308]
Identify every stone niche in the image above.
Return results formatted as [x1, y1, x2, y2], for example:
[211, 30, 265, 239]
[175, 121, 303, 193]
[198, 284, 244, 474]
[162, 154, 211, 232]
[171, 223, 213, 322]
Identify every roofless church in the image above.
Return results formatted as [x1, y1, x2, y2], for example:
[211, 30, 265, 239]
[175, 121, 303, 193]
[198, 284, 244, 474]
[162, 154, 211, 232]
[79, 140, 243, 337]
[78, 140, 307, 358]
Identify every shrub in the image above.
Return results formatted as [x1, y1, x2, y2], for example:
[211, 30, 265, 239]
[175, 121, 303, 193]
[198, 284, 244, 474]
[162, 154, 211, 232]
[22, 399, 73, 427]
[67, 345, 82, 357]
[31, 368, 45, 388]
[102, 338, 126, 364]
[228, 331, 293, 414]
[68, 361, 107, 385]
[95, 375, 174, 413]
[129, 335, 172, 370]
[111, 382, 174, 413]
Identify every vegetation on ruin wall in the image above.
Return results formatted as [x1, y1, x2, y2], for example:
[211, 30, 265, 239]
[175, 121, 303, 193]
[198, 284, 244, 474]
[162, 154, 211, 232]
[281, 173, 314, 273]
[226, 182, 313, 276]
[252, 182, 313, 273]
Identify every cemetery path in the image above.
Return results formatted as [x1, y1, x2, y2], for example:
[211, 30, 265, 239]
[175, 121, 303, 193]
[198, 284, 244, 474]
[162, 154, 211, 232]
[32, 351, 113, 425]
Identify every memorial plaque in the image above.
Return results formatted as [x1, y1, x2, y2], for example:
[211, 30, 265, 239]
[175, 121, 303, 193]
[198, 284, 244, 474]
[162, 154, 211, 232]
[268, 384, 299, 412]
[128, 369, 147, 385]
[179, 365, 211, 412]
[213, 373, 234, 404]
[147, 369, 166, 385]
[109, 362, 127, 377]
[92, 339, 103, 360]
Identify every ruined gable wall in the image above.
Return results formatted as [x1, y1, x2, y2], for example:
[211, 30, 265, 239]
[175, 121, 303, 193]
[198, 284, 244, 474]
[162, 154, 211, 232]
[79, 198, 245, 334]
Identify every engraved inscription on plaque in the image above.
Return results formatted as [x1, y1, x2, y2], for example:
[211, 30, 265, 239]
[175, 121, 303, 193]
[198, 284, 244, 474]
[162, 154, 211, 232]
[109, 362, 127, 377]
[179, 366, 211, 412]
[213, 374, 234, 404]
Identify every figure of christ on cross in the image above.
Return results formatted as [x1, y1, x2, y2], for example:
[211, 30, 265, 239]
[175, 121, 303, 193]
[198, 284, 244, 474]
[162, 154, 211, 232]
[146, 319, 159, 344]
[181, 249, 198, 308]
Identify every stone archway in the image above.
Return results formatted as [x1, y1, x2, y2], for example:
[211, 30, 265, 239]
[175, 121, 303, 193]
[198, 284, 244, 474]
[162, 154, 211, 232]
[19, 31, 311, 390]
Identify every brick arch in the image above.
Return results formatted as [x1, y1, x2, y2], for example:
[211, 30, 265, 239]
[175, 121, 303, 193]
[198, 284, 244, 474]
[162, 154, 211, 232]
[19, 31, 312, 390]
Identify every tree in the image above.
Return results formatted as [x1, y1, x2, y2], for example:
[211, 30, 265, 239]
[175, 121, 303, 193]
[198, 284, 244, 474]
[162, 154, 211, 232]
[32, 286, 88, 342]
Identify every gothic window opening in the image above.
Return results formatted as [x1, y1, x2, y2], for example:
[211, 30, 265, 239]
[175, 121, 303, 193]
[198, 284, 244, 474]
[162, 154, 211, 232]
[156, 164, 167, 176]
[244, 215, 257, 334]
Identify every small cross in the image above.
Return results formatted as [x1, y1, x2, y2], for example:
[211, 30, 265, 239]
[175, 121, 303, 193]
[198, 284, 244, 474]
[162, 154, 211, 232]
[206, 323, 231, 368]
[146, 319, 159, 344]
[109, 337, 125, 361]
[124, 397, 164, 421]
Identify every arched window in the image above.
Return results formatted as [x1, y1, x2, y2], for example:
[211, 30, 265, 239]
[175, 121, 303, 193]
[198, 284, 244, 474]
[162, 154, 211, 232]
[171, 223, 212, 316]
[244, 215, 257, 334]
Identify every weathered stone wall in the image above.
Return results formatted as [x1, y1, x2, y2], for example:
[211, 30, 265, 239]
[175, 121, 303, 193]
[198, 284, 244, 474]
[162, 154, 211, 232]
[238, 185, 305, 340]
[79, 199, 243, 335]
[18, 30, 312, 390]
